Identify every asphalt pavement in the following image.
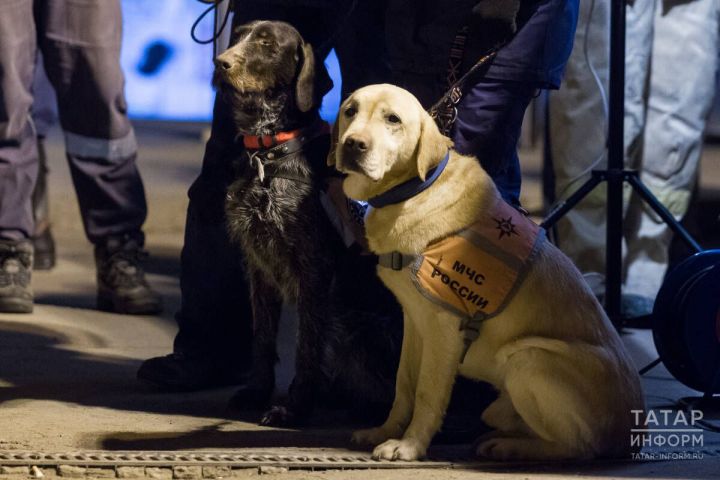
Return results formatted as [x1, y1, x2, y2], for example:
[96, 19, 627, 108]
[0, 122, 719, 479]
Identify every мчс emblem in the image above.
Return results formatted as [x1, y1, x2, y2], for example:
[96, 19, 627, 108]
[494, 216, 518, 239]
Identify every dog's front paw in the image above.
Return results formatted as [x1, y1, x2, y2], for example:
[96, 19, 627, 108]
[260, 405, 300, 427]
[352, 427, 393, 446]
[372, 439, 426, 461]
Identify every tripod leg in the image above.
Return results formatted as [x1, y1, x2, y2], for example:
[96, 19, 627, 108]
[541, 173, 604, 229]
[626, 173, 702, 254]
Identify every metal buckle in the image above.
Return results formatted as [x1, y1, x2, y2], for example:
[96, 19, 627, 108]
[449, 86, 462, 105]
[391, 251, 403, 270]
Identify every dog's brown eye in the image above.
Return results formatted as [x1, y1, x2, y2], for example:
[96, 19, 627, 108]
[344, 106, 357, 118]
[387, 114, 402, 124]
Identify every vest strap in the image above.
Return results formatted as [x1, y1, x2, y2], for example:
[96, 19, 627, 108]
[460, 312, 486, 363]
[378, 251, 416, 271]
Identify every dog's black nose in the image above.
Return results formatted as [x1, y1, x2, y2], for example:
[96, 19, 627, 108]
[344, 135, 370, 152]
[214, 58, 233, 70]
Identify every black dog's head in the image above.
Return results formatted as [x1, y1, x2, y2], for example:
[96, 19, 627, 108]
[213, 20, 332, 135]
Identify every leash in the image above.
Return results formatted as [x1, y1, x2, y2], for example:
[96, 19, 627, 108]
[428, 22, 514, 136]
[191, 0, 234, 58]
[428, 48, 499, 136]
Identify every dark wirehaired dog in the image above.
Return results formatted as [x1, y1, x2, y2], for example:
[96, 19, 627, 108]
[214, 20, 401, 426]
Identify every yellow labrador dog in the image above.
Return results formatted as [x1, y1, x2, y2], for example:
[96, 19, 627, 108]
[327, 84, 644, 462]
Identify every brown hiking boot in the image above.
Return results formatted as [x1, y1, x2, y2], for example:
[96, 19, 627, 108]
[0, 240, 34, 313]
[95, 235, 163, 315]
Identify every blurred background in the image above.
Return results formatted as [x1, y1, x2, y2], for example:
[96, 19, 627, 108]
[116, 0, 720, 255]
[121, 0, 342, 123]
[118, 0, 718, 260]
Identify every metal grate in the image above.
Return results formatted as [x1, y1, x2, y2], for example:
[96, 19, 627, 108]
[0, 446, 717, 470]
[0, 449, 477, 470]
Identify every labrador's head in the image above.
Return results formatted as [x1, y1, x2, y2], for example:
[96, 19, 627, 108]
[213, 20, 332, 134]
[327, 84, 452, 201]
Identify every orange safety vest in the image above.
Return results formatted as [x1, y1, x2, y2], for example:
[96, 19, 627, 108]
[378, 197, 545, 360]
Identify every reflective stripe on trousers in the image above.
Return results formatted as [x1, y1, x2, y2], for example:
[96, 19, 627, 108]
[0, 0, 147, 243]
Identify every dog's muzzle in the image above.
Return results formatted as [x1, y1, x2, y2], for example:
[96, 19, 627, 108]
[340, 133, 377, 176]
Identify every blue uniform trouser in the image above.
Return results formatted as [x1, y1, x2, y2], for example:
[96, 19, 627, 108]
[453, 80, 537, 206]
[451, 0, 577, 206]
[0, 0, 147, 244]
[389, 73, 536, 207]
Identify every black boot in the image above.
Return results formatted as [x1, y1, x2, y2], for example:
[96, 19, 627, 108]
[137, 351, 248, 391]
[95, 235, 163, 315]
[0, 240, 34, 313]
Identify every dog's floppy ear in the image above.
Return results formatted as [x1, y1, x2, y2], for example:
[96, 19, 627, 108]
[327, 119, 340, 167]
[415, 113, 453, 180]
[296, 42, 333, 112]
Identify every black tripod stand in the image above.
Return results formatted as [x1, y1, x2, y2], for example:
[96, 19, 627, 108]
[540, 0, 703, 327]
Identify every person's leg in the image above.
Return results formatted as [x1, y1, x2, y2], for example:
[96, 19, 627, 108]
[547, 0, 655, 311]
[0, 0, 38, 243]
[153, 95, 254, 388]
[623, 0, 655, 173]
[452, 79, 537, 206]
[38, 0, 161, 314]
[618, 0, 657, 316]
[38, 0, 145, 244]
[30, 54, 58, 270]
[623, 0, 719, 302]
[547, 0, 610, 297]
[0, 0, 38, 313]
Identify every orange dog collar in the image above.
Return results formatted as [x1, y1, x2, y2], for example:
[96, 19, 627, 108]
[243, 121, 331, 150]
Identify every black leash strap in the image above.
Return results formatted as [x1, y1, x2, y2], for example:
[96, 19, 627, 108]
[429, 22, 512, 136]
[191, 0, 233, 57]
[428, 47, 499, 136]
[447, 26, 469, 86]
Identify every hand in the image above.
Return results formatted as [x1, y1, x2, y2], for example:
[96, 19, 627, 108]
[472, 0, 522, 33]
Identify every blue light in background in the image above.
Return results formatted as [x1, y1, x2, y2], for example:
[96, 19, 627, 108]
[319, 49, 342, 124]
[121, 0, 342, 123]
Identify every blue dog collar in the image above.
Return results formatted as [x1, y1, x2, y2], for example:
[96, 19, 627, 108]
[367, 151, 450, 208]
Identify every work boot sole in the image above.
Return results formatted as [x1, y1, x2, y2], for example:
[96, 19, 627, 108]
[97, 292, 163, 315]
[0, 297, 33, 313]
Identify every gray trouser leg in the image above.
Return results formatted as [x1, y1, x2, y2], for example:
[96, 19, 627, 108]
[623, 0, 719, 298]
[547, 0, 611, 296]
[31, 56, 57, 235]
[38, 0, 147, 245]
[0, 0, 39, 241]
[1, 0, 146, 245]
